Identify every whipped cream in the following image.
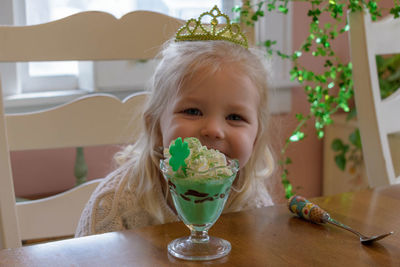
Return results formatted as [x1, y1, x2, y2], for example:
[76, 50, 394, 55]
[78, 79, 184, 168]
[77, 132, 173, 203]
[163, 137, 233, 178]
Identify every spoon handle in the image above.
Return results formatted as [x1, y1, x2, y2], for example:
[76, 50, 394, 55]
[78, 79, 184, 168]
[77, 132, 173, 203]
[287, 195, 365, 237]
[288, 195, 329, 223]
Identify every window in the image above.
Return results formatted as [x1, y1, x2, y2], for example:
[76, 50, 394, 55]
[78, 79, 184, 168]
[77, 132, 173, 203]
[1, 0, 292, 114]
[21, 0, 227, 93]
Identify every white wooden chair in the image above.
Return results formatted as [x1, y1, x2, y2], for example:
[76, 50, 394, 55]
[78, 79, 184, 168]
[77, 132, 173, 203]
[0, 11, 184, 248]
[348, 11, 400, 187]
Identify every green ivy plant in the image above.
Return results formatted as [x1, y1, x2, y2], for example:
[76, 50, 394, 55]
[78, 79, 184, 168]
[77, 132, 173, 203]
[234, 0, 400, 199]
[377, 54, 400, 99]
[332, 128, 362, 171]
[332, 54, 400, 173]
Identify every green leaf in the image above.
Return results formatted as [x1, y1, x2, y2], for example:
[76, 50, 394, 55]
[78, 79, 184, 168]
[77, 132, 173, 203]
[349, 129, 362, 149]
[232, 6, 241, 12]
[296, 113, 304, 121]
[340, 24, 350, 33]
[390, 6, 400, 18]
[256, 10, 264, 17]
[267, 3, 276, 11]
[285, 183, 294, 199]
[335, 154, 346, 171]
[278, 5, 288, 14]
[264, 40, 277, 47]
[251, 14, 259, 21]
[289, 131, 305, 142]
[331, 138, 344, 151]
[342, 144, 349, 153]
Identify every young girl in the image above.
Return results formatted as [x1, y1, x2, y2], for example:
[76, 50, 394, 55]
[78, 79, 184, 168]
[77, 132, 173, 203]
[75, 6, 275, 237]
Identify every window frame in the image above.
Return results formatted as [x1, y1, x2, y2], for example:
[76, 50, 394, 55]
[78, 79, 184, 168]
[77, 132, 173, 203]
[1, 0, 294, 114]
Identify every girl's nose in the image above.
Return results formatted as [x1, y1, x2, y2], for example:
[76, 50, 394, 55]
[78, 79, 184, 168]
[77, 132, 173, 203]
[200, 117, 225, 139]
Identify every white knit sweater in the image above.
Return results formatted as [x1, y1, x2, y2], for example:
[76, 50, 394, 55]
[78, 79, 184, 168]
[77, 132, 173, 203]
[75, 167, 178, 237]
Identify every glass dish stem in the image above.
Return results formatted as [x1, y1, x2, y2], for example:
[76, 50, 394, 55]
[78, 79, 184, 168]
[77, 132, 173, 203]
[190, 230, 210, 243]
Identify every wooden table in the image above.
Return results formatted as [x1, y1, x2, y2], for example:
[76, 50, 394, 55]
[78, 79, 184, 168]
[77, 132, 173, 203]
[1, 185, 399, 266]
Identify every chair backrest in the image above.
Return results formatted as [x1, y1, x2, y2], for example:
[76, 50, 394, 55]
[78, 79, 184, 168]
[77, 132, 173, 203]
[348, 11, 400, 187]
[0, 11, 184, 248]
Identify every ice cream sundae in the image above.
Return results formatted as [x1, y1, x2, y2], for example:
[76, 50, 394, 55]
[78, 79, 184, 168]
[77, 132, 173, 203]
[160, 137, 239, 260]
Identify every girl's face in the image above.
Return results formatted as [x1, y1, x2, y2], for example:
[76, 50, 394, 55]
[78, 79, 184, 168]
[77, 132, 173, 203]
[159, 66, 259, 168]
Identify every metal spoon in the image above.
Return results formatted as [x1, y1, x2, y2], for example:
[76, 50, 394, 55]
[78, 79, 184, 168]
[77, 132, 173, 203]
[288, 195, 394, 244]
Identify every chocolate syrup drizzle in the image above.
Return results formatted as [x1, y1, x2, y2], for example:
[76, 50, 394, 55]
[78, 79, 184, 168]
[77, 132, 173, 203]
[184, 190, 208, 197]
[168, 181, 230, 203]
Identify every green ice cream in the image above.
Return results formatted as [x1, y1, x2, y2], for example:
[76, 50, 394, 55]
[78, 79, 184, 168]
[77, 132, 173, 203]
[161, 137, 239, 229]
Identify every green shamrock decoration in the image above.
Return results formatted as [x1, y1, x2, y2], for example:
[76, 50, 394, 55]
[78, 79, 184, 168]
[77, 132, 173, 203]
[169, 137, 190, 173]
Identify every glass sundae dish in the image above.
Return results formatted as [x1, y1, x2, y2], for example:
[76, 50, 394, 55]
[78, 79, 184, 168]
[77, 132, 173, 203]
[160, 137, 239, 261]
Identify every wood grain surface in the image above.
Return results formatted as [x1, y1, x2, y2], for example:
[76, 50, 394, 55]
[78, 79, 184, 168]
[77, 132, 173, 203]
[1, 185, 399, 266]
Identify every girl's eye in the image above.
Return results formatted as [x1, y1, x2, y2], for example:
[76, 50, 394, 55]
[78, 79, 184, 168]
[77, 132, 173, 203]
[182, 108, 202, 116]
[227, 114, 244, 121]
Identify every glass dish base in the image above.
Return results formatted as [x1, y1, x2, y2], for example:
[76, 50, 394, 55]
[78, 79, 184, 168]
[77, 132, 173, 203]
[167, 236, 231, 261]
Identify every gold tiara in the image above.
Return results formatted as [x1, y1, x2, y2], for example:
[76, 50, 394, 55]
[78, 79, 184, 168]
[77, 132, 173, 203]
[175, 5, 248, 49]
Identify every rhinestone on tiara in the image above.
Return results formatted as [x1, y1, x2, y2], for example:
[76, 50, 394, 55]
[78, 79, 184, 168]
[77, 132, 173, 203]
[175, 5, 248, 49]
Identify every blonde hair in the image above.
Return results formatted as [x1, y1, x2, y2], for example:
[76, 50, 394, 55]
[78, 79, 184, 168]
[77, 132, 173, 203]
[114, 40, 274, 223]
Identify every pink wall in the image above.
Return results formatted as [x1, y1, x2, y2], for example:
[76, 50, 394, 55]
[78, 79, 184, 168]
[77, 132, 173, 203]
[270, 88, 323, 202]
[11, 146, 120, 198]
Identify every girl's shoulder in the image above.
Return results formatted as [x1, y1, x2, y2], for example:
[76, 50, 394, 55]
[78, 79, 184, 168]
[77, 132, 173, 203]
[85, 167, 140, 233]
[93, 166, 136, 201]
[76, 166, 135, 237]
